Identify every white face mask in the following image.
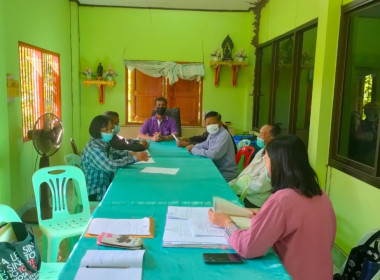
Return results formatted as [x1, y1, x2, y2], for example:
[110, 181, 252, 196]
[207, 124, 220, 135]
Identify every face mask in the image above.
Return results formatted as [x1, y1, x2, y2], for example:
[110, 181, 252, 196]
[113, 124, 120, 135]
[207, 124, 220, 135]
[256, 137, 265, 149]
[101, 132, 113, 143]
[265, 168, 271, 183]
[156, 107, 166, 116]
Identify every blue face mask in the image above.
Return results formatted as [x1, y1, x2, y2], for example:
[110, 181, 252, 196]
[257, 137, 265, 149]
[113, 124, 120, 135]
[265, 168, 271, 183]
[101, 132, 113, 142]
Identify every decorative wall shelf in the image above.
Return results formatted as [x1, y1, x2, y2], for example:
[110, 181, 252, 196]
[209, 60, 248, 87]
[83, 79, 115, 104]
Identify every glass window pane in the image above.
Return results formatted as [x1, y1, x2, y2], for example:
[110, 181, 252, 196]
[274, 36, 294, 134]
[338, 8, 380, 167]
[257, 45, 272, 128]
[296, 27, 317, 146]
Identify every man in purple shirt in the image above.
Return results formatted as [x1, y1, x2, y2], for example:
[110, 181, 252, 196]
[137, 97, 178, 142]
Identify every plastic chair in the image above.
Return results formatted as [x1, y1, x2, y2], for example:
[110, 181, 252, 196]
[63, 154, 99, 213]
[0, 204, 65, 279]
[237, 139, 251, 150]
[70, 137, 80, 155]
[32, 165, 91, 262]
[231, 174, 252, 202]
[235, 146, 255, 173]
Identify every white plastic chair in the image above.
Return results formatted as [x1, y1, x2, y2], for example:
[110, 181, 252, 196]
[231, 174, 252, 202]
[0, 204, 65, 279]
[64, 154, 99, 213]
[32, 165, 91, 262]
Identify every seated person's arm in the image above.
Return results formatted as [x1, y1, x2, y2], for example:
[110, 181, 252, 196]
[191, 134, 228, 160]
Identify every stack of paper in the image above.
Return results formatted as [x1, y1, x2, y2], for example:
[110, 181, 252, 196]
[163, 206, 231, 248]
[85, 217, 154, 238]
[74, 250, 145, 280]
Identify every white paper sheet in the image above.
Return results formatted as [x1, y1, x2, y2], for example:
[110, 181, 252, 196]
[88, 217, 151, 235]
[134, 151, 155, 164]
[140, 167, 179, 175]
[166, 206, 209, 220]
[74, 250, 145, 280]
[188, 219, 225, 237]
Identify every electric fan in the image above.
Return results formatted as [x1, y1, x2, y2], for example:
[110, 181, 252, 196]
[22, 113, 64, 222]
[27, 113, 64, 168]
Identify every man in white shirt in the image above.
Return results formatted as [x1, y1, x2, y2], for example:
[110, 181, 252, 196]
[229, 123, 281, 208]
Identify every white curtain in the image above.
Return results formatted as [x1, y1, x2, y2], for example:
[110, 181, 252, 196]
[124, 60, 204, 85]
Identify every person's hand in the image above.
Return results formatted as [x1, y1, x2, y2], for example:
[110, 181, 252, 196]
[136, 151, 149, 162]
[186, 144, 194, 153]
[177, 140, 190, 147]
[246, 208, 260, 219]
[208, 209, 232, 228]
[152, 132, 162, 142]
[180, 137, 190, 142]
[141, 139, 150, 149]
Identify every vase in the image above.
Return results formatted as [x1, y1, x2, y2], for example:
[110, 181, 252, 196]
[237, 57, 244, 62]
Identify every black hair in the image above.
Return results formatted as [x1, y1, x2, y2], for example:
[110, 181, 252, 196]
[89, 115, 110, 139]
[103, 111, 119, 118]
[204, 111, 222, 122]
[268, 123, 281, 137]
[154, 96, 167, 106]
[266, 135, 322, 198]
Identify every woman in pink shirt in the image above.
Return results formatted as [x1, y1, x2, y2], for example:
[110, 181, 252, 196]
[209, 135, 336, 280]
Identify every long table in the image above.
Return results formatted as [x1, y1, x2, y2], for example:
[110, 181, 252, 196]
[59, 141, 291, 279]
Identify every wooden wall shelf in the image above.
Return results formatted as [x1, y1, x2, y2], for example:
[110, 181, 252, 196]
[83, 79, 115, 104]
[209, 60, 248, 86]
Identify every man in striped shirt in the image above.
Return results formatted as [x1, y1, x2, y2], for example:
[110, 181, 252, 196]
[81, 115, 149, 201]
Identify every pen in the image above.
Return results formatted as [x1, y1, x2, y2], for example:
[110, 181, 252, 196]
[172, 133, 179, 142]
[86, 265, 130, 268]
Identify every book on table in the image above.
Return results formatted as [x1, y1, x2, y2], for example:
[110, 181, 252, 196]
[213, 196, 252, 229]
[84, 217, 154, 238]
[74, 249, 145, 280]
[97, 232, 143, 249]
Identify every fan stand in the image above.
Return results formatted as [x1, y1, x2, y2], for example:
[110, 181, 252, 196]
[21, 154, 52, 223]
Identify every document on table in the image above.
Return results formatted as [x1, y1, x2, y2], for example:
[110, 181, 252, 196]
[134, 151, 155, 164]
[163, 218, 230, 248]
[141, 167, 179, 175]
[167, 206, 209, 220]
[163, 206, 231, 248]
[87, 217, 153, 236]
[74, 250, 145, 280]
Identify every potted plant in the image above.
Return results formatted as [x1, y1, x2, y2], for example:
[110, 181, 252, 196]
[103, 65, 118, 81]
[81, 67, 94, 80]
[234, 48, 248, 62]
[210, 48, 222, 61]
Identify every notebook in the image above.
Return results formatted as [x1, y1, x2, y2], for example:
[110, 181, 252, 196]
[74, 250, 145, 280]
[213, 196, 252, 229]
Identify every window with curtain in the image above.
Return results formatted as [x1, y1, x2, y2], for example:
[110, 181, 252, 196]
[330, 0, 380, 188]
[18, 42, 61, 140]
[253, 23, 317, 147]
[126, 66, 203, 126]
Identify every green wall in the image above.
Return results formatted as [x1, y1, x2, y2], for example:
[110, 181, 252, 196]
[1, 0, 73, 209]
[77, 7, 255, 149]
[259, 0, 380, 254]
[0, 0, 11, 204]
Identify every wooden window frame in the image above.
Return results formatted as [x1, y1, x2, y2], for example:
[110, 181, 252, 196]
[329, 0, 380, 189]
[18, 42, 61, 141]
[252, 20, 318, 137]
